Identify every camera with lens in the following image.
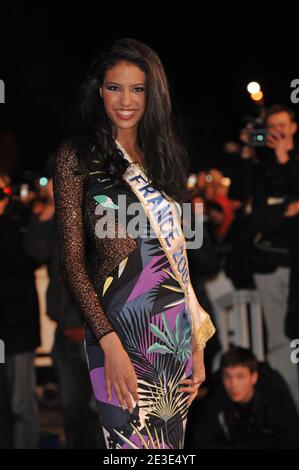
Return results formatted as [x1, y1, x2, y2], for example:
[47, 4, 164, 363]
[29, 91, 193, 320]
[247, 117, 268, 147]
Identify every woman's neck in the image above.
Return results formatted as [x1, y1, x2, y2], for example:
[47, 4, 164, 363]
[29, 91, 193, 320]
[116, 132, 144, 166]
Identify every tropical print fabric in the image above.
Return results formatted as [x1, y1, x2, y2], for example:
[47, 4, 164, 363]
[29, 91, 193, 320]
[85, 181, 193, 450]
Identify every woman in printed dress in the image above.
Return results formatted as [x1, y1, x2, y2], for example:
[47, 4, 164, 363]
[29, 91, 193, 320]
[54, 38, 215, 449]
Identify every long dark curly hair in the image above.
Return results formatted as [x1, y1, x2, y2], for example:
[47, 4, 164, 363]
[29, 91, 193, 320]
[77, 38, 190, 202]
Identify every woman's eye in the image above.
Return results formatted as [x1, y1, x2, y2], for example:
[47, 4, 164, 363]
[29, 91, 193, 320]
[107, 85, 119, 91]
[106, 85, 145, 93]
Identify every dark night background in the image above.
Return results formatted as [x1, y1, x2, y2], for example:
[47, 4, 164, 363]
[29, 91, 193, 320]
[0, 5, 297, 180]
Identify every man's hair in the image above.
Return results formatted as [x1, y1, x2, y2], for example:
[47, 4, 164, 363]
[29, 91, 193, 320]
[265, 104, 296, 122]
[220, 346, 258, 373]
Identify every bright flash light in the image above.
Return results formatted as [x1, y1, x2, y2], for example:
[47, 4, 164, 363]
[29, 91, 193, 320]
[250, 91, 264, 102]
[247, 82, 261, 94]
[39, 177, 48, 186]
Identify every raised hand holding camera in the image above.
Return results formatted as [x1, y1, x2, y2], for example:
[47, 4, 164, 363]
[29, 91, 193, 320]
[266, 129, 290, 164]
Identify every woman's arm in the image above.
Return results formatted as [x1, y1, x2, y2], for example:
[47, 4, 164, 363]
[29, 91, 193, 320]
[54, 141, 139, 411]
[53, 141, 115, 340]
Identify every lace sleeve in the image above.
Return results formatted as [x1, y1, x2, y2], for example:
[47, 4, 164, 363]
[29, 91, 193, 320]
[53, 140, 115, 341]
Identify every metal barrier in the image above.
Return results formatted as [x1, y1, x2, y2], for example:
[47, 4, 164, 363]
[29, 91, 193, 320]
[205, 272, 265, 361]
[213, 289, 265, 361]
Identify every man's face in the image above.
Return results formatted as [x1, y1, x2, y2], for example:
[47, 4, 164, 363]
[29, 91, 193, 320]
[222, 365, 258, 403]
[266, 111, 297, 140]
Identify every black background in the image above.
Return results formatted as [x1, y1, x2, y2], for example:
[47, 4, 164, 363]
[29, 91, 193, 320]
[0, 5, 297, 176]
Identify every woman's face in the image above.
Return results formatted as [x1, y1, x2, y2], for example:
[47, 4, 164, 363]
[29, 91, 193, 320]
[100, 61, 146, 133]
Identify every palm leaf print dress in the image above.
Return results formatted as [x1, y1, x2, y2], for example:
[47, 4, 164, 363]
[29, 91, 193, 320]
[54, 138, 213, 450]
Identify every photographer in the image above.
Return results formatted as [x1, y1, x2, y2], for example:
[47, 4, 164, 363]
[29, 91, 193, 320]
[238, 105, 299, 410]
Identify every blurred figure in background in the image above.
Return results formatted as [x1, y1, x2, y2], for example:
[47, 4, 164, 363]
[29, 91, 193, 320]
[194, 169, 234, 241]
[223, 105, 299, 409]
[0, 173, 40, 449]
[24, 158, 103, 449]
[250, 106, 299, 409]
[187, 347, 299, 449]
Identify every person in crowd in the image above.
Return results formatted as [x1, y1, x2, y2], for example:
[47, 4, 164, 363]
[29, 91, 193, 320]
[0, 173, 40, 449]
[225, 105, 299, 409]
[187, 346, 299, 449]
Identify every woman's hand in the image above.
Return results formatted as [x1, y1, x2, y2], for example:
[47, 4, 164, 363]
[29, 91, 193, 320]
[100, 332, 139, 413]
[178, 349, 206, 407]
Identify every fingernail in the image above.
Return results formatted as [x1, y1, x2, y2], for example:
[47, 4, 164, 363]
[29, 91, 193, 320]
[122, 404, 126, 411]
